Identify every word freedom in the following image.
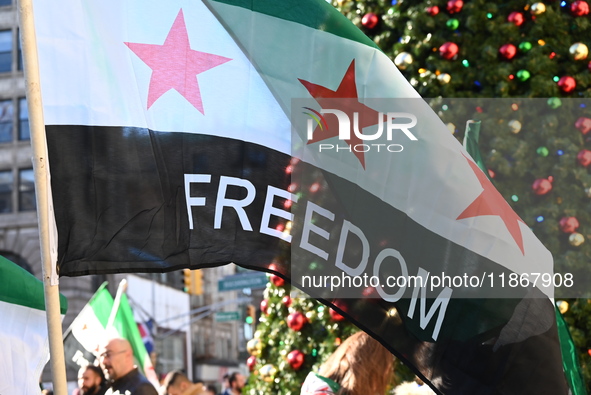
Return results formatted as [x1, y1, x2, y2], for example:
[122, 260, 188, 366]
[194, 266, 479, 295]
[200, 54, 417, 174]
[184, 173, 452, 341]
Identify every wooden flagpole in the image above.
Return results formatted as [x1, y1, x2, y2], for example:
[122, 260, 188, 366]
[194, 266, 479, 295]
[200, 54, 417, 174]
[17, 0, 68, 394]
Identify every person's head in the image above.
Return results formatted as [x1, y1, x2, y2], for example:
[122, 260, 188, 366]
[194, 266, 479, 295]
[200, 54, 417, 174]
[228, 372, 246, 393]
[161, 370, 203, 395]
[99, 338, 135, 382]
[205, 384, 217, 395]
[319, 331, 394, 395]
[78, 364, 105, 395]
[221, 373, 229, 389]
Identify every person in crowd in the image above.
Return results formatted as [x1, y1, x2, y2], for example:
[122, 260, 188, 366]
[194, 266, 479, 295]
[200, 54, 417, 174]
[204, 384, 217, 395]
[99, 337, 158, 395]
[77, 364, 108, 395]
[160, 370, 207, 395]
[300, 331, 394, 395]
[217, 373, 229, 395]
[221, 372, 245, 395]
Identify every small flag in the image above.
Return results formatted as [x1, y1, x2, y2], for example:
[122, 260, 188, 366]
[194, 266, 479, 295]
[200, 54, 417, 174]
[0, 255, 67, 395]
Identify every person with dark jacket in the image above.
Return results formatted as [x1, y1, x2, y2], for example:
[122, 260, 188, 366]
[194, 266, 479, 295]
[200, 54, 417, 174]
[100, 338, 157, 395]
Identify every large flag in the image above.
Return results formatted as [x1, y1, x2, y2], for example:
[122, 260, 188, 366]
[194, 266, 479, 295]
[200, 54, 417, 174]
[63, 282, 158, 387]
[0, 255, 67, 395]
[29, 0, 568, 393]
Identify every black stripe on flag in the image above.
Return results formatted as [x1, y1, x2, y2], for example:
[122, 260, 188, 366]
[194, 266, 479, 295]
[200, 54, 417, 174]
[47, 126, 567, 394]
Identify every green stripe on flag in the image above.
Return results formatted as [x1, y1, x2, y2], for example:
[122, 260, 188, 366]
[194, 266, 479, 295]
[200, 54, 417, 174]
[208, 0, 380, 50]
[556, 306, 586, 395]
[0, 255, 67, 314]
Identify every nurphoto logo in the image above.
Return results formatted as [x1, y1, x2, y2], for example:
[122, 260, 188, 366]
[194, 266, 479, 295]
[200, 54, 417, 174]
[303, 104, 418, 154]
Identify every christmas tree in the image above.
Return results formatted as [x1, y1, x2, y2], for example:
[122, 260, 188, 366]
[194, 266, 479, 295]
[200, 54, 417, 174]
[244, 274, 415, 394]
[333, 0, 591, 391]
[243, 274, 357, 395]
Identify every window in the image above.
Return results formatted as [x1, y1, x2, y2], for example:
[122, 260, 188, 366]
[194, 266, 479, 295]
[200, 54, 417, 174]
[0, 30, 11, 72]
[0, 170, 12, 213]
[0, 99, 13, 143]
[18, 98, 28, 140]
[19, 168, 35, 211]
[17, 29, 22, 71]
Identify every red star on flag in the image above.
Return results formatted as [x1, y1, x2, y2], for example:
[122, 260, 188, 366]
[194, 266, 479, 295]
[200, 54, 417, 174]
[125, 9, 231, 113]
[299, 60, 382, 169]
[457, 155, 526, 254]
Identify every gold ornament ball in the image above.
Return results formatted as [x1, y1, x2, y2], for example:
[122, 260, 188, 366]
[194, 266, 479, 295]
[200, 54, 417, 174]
[437, 73, 451, 84]
[508, 120, 522, 134]
[446, 123, 456, 134]
[254, 330, 262, 339]
[394, 52, 413, 70]
[259, 364, 277, 382]
[569, 232, 585, 247]
[247, 338, 263, 356]
[569, 43, 589, 61]
[530, 2, 546, 15]
[557, 300, 569, 314]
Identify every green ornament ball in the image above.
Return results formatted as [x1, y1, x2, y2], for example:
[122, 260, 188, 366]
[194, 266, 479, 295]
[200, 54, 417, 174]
[516, 70, 530, 81]
[547, 97, 562, 109]
[446, 18, 460, 30]
[537, 146, 549, 157]
[518, 42, 532, 52]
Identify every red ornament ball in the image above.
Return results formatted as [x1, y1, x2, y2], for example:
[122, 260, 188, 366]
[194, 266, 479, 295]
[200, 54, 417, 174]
[361, 13, 379, 29]
[532, 178, 553, 195]
[578, 149, 591, 167]
[439, 42, 459, 60]
[558, 76, 576, 93]
[287, 350, 305, 370]
[281, 295, 292, 308]
[575, 117, 591, 135]
[507, 12, 524, 26]
[330, 308, 345, 321]
[260, 299, 269, 315]
[287, 311, 308, 331]
[447, 0, 463, 14]
[499, 44, 517, 60]
[427, 5, 440, 15]
[559, 217, 580, 234]
[270, 274, 285, 287]
[572, 0, 590, 16]
[247, 356, 257, 371]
